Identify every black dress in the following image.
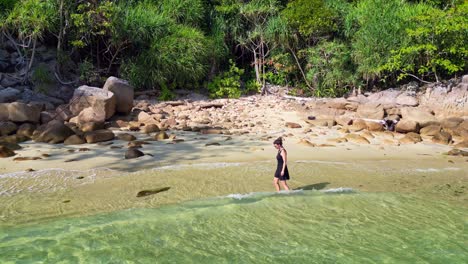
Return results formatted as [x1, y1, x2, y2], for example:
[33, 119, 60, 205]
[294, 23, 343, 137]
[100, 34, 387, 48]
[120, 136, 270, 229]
[275, 149, 290, 180]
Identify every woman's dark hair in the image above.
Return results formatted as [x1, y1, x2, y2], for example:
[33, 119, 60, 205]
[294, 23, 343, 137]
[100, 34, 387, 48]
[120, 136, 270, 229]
[273, 137, 283, 146]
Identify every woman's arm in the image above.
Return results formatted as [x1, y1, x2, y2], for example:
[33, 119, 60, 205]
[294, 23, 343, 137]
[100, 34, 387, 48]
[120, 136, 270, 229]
[281, 149, 287, 175]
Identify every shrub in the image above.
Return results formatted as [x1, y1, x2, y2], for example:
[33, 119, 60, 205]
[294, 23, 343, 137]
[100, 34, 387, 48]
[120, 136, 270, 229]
[208, 59, 243, 99]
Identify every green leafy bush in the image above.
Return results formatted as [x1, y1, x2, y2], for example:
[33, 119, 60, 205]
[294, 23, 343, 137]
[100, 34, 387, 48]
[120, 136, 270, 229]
[158, 84, 176, 101]
[382, 3, 468, 82]
[208, 60, 243, 99]
[304, 40, 357, 97]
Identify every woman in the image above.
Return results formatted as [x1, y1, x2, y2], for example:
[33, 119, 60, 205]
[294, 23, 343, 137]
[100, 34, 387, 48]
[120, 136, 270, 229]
[273, 137, 290, 192]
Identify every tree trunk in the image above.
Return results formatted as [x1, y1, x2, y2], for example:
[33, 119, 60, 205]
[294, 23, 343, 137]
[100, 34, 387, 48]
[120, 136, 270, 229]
[253, 49, 260, 84]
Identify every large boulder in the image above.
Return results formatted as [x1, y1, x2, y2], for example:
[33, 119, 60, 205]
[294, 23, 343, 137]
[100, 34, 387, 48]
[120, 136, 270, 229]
[419, 125, 441, 137]
[400, 107, 437, 128]
[0, 145, 15, 158]
[103, 77, 134, 114]
[395, 119, 419, 133]
[440, 117, 464, 129]
[84, 129, 115, 144]
[399, 132, 422, 144]
[0, 103, 8, 121]
[432, 131, 452, 145]
[16, 123, 36, 138]
[75, 107, 106, 125]
[357, 103, 384, 120]
[7, 102, 41, 123]
[64, 135, 86, 145]
[345, 134, 370, 144]
[125, 148, 144, 159]
[0, 121, 17, 136]
[0, 87, 21, 103]
[80, 121, 104, 133]
[396, 94, 418, 107]
[33, 120, 75, 144]
[69, 85, 116, 120]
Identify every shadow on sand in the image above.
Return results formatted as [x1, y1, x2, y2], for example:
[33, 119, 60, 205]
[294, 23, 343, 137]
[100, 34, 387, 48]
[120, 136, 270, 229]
[294, 182, 330, 191]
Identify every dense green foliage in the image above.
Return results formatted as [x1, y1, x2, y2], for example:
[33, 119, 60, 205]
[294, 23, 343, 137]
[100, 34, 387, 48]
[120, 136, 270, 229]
[1, 0, 466, 98]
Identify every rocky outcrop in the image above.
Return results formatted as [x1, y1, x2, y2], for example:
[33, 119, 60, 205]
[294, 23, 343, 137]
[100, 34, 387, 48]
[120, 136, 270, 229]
[103, 77, 134, 114]
[69, 85, 116, 121]
[33, 120, 75, 144]
[7, 102, 41, 123]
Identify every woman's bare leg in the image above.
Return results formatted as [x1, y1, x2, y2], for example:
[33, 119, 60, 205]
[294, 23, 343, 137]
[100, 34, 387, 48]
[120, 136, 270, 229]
[273, 178, 280, 192]
[280, 180, 290, 191]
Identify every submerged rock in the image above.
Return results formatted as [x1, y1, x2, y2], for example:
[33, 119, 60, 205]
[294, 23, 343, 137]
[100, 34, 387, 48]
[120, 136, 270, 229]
[136, 187, 171, 197]
[125, 148, 144, 159]
[445, 149, 468, 157]
[0, 145, 15, 158]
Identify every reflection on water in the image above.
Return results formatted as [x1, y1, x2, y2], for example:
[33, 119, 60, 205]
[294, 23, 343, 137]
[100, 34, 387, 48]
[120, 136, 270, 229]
[1, 191, 467, 263]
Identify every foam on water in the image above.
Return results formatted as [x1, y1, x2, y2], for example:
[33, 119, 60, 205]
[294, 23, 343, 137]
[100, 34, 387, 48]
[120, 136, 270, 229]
[414, 167, 461, 173]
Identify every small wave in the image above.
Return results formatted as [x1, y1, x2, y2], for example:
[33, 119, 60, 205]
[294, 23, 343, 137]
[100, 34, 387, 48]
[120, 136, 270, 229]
[321, 187, 355, 193]
[414, 167, 461, 173]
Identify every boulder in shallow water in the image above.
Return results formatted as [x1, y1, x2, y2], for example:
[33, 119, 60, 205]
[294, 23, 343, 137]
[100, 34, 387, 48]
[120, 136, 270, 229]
[16, 123, 36, 138]
[84, 129, 115, 144]
[125, 148, 144, 159]
[154, 131, 169, 140]
[64, 135, 86, 145]
[445, 149, 468, 157]
[136, 187, 170, 197]
[142, 124, 159, 134]
[117, 133, 136, 141]
[0, 145, 15, 158]
[80, 122, 104, 133]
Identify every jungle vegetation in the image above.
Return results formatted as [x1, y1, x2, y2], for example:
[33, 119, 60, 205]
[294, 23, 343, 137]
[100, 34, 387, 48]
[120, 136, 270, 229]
[0, 0, 466, 98]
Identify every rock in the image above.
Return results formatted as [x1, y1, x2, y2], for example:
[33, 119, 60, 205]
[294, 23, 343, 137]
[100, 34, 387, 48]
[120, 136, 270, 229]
[76, 107, 106, 125]
[80, 122, 104, 133]
[365, 121, 383, 132]
[298, 139, 316, 147]
[125, 148, 145, 159]
[385, 108, 401, 116]
[0, 103, 9, 121]
[40, 111, 55, 124]
[327, 98, 349, 109]
[69, 85, 116, 120]
[357, 103, 384, 120]
[205, 142, 221, 146]
[13, 157, 42, 161]
[33, 121, 75, 144]
[137, 111, 158, 124]
[0, 141, 22, 150]
[142, 124, 159, 134]
[440, 117, 464, 129]
[117, 133, 136, 141]
[345, 134, 370, 144]
[16, 123, 36, 138]
[349, 119, 367, 132]
[286, 122, 302, 128]
[335, 116, 353, 126]
[7, 102, 41, 123]
[399, 132, 422, 144]
[200, 128, 224, 135]
[361, 131, 375, 140]
[56, 105, 74, 121]
[84, 129, 115, 144]
[432, 131, 452, 145]
[0, 87, 20, 103]
[64, 135, 85, 145]
[136, 187, 170, 197]
[420, 125, 441, 137]
[454, 140, 468, 149]
[0, 121, 17, 136]
[154, 131, 169, 140]
[0, 145, 15, 158]
[200, 103, 224, 109]
[400, 107, 437, 128]
[327, 138, 347, 144]
[396, 94, 418, 107]
[445, 149, 468, 157]
[395, 119, 419, 133]
[102, 77, 134, 114]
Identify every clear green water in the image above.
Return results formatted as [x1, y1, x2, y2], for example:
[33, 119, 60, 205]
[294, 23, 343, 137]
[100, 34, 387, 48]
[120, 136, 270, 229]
[1, 190, 467, 263]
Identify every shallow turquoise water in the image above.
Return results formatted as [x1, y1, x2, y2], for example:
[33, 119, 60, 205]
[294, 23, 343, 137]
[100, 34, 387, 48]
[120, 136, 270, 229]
[0, 190, 467, 263]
